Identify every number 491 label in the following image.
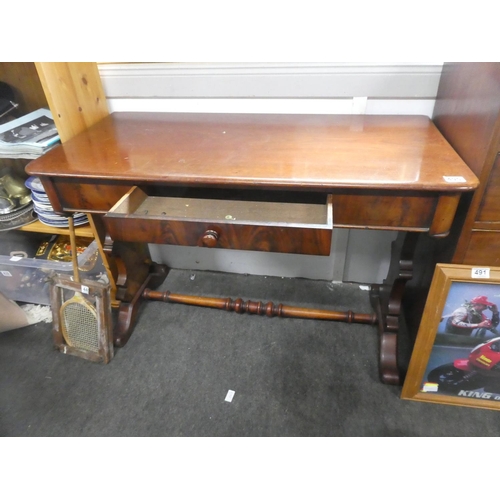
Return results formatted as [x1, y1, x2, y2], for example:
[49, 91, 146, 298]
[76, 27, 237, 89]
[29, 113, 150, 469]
[471, 268, 490, 279]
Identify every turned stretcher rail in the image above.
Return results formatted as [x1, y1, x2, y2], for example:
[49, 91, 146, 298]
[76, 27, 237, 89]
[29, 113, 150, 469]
[142, 289, 378, 325]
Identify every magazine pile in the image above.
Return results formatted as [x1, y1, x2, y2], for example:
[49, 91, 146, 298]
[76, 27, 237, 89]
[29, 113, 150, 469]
[0, 108, 60, 159]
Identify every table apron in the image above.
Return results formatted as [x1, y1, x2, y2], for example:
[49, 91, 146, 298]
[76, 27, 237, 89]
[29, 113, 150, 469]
[41, 177, 461, 240]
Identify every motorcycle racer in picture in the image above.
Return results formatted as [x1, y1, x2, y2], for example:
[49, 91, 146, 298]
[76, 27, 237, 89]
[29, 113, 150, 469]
[444, 295, 499, 338]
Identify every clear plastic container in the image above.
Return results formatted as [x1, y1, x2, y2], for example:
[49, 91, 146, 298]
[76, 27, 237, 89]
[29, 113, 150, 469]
[0, 239, 106, 305]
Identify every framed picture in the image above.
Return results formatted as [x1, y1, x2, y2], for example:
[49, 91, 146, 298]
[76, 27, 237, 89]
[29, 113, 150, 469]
[401, 264, 500, 411]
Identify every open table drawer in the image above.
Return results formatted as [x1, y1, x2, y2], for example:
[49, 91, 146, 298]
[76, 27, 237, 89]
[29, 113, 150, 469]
[104, 187, 333, 255]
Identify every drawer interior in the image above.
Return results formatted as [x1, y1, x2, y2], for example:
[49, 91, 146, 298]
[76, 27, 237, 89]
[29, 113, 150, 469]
[108, 187, 332, 229]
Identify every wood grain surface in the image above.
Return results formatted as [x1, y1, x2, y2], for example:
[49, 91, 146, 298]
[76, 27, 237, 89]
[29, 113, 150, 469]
[26, 113, 478, 192]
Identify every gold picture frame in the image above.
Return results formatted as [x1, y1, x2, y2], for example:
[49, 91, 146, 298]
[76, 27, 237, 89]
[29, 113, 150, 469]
[402, 264, 500, 411]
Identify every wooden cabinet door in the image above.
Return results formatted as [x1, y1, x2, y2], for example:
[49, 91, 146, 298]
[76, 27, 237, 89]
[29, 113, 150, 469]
[463, 230, 500, 266]
[477, 154, 500, 223]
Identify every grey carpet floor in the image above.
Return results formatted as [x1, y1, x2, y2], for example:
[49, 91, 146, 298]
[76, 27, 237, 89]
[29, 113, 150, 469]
[1, 268, 499, 436]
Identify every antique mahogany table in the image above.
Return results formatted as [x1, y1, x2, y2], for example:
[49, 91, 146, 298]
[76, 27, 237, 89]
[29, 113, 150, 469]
[26, 112, 479, 384]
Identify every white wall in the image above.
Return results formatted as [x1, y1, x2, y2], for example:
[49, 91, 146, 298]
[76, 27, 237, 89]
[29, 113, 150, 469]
[98, 62, 443, 284]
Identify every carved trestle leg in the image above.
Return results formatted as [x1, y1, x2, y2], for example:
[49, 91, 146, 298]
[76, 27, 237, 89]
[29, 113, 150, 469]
[98, 227, 168, 347]
[113, 263, 169, 347]
[370, 232, 419, 385]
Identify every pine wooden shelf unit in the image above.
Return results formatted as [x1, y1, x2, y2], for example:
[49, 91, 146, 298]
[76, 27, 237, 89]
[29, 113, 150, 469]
[0, 63, 99, 239]
[17, 220, 94, 239]
[0, 63, 116, 297]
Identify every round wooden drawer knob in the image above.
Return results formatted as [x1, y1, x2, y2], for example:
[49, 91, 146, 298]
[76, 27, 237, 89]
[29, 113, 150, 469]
[201, 229, 219, 248]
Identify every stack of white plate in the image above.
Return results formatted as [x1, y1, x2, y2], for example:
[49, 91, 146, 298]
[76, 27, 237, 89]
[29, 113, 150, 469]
[25, 176, 88, 227]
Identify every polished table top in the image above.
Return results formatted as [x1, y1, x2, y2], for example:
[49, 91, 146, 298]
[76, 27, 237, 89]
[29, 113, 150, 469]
[27, 112, 479, 193]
